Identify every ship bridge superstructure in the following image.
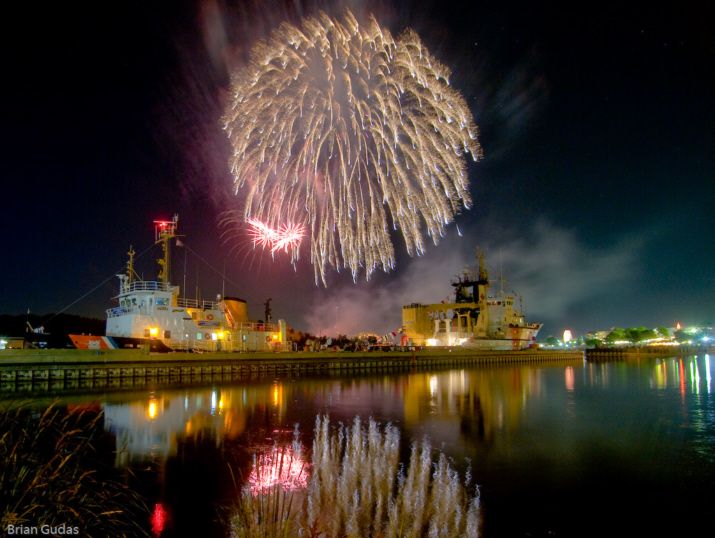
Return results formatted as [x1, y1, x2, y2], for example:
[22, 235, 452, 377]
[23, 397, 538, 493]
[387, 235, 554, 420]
[402, 249, 542, 350]
[104, 215, 287, 352]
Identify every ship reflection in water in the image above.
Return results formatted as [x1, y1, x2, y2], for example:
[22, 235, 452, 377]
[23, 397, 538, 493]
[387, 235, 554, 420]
[102, 366, 548, 468]
[105, 386, 254, 466]
[102, 381, 297, 536]
[98, 367, 550, 536]
[15, 354, 711, 537]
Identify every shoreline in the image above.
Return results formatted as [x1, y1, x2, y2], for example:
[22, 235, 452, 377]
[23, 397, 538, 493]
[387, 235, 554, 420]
[0, 346, 582, 364]
[584, 344, 712, 361]
[1, 348, 583, 397]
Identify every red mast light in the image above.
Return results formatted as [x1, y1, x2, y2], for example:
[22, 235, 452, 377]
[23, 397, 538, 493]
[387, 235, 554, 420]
[153, 214, 178, 242]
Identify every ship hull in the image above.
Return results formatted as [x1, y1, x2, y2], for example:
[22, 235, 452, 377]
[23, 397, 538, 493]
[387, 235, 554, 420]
[461, 337, 537, 351]
[462, 324, 541, 350]
[69, 334, 172, 352]
[69, 334, 118, 350]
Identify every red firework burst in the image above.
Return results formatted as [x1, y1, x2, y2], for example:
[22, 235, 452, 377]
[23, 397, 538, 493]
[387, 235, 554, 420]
[247, 218, 305, 255]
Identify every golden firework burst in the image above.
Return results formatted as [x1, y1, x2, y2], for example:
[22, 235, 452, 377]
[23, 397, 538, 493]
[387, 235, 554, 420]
[224, 10, 482, 284]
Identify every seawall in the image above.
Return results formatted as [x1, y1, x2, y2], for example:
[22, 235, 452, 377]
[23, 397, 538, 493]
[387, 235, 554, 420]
[0, 348, 583, 396]
[585, 345, 711, 361]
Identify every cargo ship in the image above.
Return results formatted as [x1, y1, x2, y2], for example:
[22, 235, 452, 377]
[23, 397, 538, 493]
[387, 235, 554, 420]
[402, 250, 542, 350]
[70, 215, 286, 352]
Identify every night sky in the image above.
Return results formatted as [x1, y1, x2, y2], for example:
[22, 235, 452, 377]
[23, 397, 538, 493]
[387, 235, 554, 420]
[2, 0, 713, 338]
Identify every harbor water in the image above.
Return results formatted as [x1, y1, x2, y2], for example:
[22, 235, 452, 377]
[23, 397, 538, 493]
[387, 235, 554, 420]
[1, 354, 713, 537]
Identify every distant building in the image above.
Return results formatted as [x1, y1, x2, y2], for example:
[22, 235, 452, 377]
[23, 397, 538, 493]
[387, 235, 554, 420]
[0, 336, 26, 350]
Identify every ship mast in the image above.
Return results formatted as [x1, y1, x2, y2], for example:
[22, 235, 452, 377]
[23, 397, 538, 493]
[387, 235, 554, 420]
[154, 214, 179, 286]
[126, 245, 140, 284]
[477, 248, 489, 284]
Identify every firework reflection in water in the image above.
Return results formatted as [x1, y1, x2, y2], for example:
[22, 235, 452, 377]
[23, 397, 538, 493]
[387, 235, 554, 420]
[224, 10, 482, 284]
[247, 443, 309, 496]
[230, 417, 480, 537]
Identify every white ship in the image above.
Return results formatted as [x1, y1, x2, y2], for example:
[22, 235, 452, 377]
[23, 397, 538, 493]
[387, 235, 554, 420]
[70, 215, 286, 352]
[402, 250, 542, 350]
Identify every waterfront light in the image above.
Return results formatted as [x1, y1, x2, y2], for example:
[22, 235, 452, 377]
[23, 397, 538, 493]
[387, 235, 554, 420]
[149, 327, 159, 337]
[272, 384, 283, 407]
[565, 367, 575, 392]
[429, 375, 438, 396]
[147, 400, 158, 420]
[426, 338, 438, 346]
[706, 355, 711, 394]
[150, 503, 168, 536]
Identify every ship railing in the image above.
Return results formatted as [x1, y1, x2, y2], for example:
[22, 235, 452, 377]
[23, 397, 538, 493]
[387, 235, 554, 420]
[176, 297, 219, 310]
[233, 321, 279, 332]
[120, 281, 177, 293]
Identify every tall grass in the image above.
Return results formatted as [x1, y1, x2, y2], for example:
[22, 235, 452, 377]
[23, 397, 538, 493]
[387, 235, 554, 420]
[0, 401, 148, 537]
[230, 416, 480, 537]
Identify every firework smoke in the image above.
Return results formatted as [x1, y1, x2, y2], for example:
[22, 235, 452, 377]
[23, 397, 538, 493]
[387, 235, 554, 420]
[224, 10, 481, 284]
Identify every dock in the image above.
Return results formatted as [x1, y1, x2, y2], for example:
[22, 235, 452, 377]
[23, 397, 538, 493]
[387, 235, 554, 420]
[0, 348, 583, 396]
[585, 345, 710, 362]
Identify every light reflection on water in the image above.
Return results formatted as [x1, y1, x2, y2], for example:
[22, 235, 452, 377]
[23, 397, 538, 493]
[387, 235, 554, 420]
[3, 355, 713, 537]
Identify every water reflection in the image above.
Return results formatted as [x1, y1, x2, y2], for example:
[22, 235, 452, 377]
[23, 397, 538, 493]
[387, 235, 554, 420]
[402, 366, 548, 446]
[105, 385, 287, 464]
[248, 443, 308, 495]
[2, 355, 714, 537]
[650, 355, 712, 394]
[150, 503, 168, 537]
[564, 366, 575, 392]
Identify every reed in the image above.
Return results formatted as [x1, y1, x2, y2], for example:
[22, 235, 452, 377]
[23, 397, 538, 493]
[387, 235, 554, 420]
[230, 416, 480, 537]
[0, 401, 148, 537]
